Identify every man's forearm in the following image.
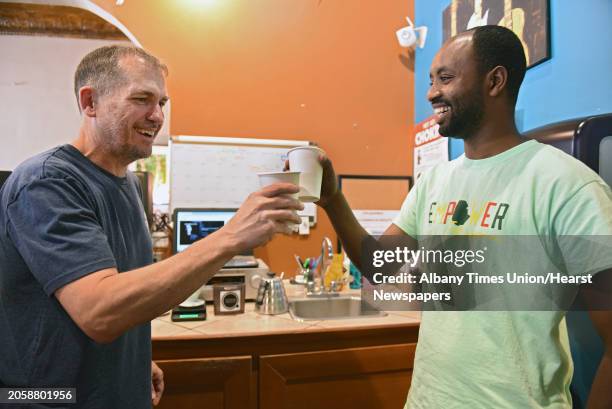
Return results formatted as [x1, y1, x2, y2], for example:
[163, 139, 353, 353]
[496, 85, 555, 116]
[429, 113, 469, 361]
[75, 229, 236, 342]
[587, 352, 612, 409]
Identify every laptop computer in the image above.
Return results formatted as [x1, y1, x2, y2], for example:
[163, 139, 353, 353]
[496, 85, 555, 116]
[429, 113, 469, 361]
[172, 208, 259, 269]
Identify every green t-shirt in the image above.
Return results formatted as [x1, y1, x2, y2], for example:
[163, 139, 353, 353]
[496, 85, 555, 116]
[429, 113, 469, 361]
[393, 140, 612, 409]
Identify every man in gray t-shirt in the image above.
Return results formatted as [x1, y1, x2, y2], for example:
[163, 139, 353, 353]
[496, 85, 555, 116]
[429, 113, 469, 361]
[0, 45, 302, 408]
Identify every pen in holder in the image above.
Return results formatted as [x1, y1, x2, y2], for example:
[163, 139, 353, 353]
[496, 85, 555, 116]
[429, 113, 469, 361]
[294, 254, 318, 285]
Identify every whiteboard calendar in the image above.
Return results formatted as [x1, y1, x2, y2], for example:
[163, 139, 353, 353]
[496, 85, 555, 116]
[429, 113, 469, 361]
[169, 136, 309, 211]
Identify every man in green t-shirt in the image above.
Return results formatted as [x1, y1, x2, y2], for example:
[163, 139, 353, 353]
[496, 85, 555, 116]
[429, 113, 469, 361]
[311, 26, 612, 408]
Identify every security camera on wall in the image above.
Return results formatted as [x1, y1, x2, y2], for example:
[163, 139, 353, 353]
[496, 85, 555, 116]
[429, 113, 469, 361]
[396, 17, 428, 49]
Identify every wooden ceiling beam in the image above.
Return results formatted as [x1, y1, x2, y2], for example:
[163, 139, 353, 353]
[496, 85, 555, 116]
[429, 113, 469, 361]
[0, 3, 127, 40]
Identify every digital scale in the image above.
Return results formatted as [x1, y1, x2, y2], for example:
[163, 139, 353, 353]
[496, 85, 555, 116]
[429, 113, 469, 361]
[171, 303, 207, 322]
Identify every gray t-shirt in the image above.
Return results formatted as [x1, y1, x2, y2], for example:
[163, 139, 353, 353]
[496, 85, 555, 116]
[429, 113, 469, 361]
[0, 145, 153, 408]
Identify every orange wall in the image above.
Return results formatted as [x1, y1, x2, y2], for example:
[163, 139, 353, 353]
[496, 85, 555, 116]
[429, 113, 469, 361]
[92, 0, 415, 274]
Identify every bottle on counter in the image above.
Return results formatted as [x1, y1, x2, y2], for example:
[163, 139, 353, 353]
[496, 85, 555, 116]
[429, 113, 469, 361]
[324, 253, 345, 291]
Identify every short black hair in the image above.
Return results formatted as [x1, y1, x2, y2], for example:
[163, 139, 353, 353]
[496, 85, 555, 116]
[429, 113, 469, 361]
[467, 25, 526, 104]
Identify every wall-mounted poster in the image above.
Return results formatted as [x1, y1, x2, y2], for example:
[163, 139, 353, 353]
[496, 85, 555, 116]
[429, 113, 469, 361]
[443, 0, 550, 68]
[413, 115, 449, 182]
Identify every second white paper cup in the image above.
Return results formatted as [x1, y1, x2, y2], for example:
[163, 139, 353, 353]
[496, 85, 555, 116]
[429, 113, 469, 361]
[257, 171, 301, 199]
[287, 146, 324, 202]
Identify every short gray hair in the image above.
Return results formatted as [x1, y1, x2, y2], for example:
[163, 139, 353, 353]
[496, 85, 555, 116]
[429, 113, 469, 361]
[74, 45, 168, 110]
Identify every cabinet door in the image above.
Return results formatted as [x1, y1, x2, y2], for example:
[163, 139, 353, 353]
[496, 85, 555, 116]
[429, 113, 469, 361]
[155, 356, 253, 409]
[260, 343, 416, 409]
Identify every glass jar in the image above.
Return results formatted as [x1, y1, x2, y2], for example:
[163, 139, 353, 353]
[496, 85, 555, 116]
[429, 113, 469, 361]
[151, 231, 170, 262]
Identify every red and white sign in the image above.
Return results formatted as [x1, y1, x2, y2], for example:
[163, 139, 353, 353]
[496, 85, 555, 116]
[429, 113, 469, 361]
[413, 115, 449, 181]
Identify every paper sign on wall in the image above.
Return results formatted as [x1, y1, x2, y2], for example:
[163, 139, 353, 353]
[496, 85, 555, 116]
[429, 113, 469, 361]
[413, 115, 449, 182]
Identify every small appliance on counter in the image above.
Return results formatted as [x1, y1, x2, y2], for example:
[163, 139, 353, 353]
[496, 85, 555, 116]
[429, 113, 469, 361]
[213, 283, 245, 315]
[201, 259, 269, 302]
[172, 288, 207, 322]
[171, 304, 206, 322]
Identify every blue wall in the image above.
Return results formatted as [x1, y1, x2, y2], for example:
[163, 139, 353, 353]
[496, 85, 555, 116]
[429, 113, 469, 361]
[414, 0, 612, 159]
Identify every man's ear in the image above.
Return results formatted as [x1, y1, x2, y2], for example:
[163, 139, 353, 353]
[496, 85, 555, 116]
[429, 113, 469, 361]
[487, 65, 508, 98]
[79, 86, 96, 117]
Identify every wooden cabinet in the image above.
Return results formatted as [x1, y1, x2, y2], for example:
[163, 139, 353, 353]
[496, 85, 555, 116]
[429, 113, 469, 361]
[155, 356, 254, 409]
[259, 344, 416, 409]
[153, 325, 419, 409]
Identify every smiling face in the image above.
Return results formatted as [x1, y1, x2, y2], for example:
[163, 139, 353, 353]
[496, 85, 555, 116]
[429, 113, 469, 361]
[427, 33, 485, 139]
[94, 55, 169, 164]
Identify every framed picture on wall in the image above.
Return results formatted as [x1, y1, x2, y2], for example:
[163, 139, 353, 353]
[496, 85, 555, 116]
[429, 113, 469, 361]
[443, 0, 550, 68]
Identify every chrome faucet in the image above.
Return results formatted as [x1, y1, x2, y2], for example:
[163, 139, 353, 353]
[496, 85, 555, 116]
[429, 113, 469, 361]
[307, 237, 337, 297]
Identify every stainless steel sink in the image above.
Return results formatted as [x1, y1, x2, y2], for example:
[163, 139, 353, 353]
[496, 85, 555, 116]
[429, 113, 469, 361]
[289, 295, 387, 321]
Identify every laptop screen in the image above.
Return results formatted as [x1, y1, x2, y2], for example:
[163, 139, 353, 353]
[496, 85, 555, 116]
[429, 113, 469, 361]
[173, 208, 237, 254]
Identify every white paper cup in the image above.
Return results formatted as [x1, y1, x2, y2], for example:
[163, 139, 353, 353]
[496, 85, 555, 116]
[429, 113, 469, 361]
[257, 171, 301, 199]
[287, 146, 324, 202]
[257, 171, 301, 232]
